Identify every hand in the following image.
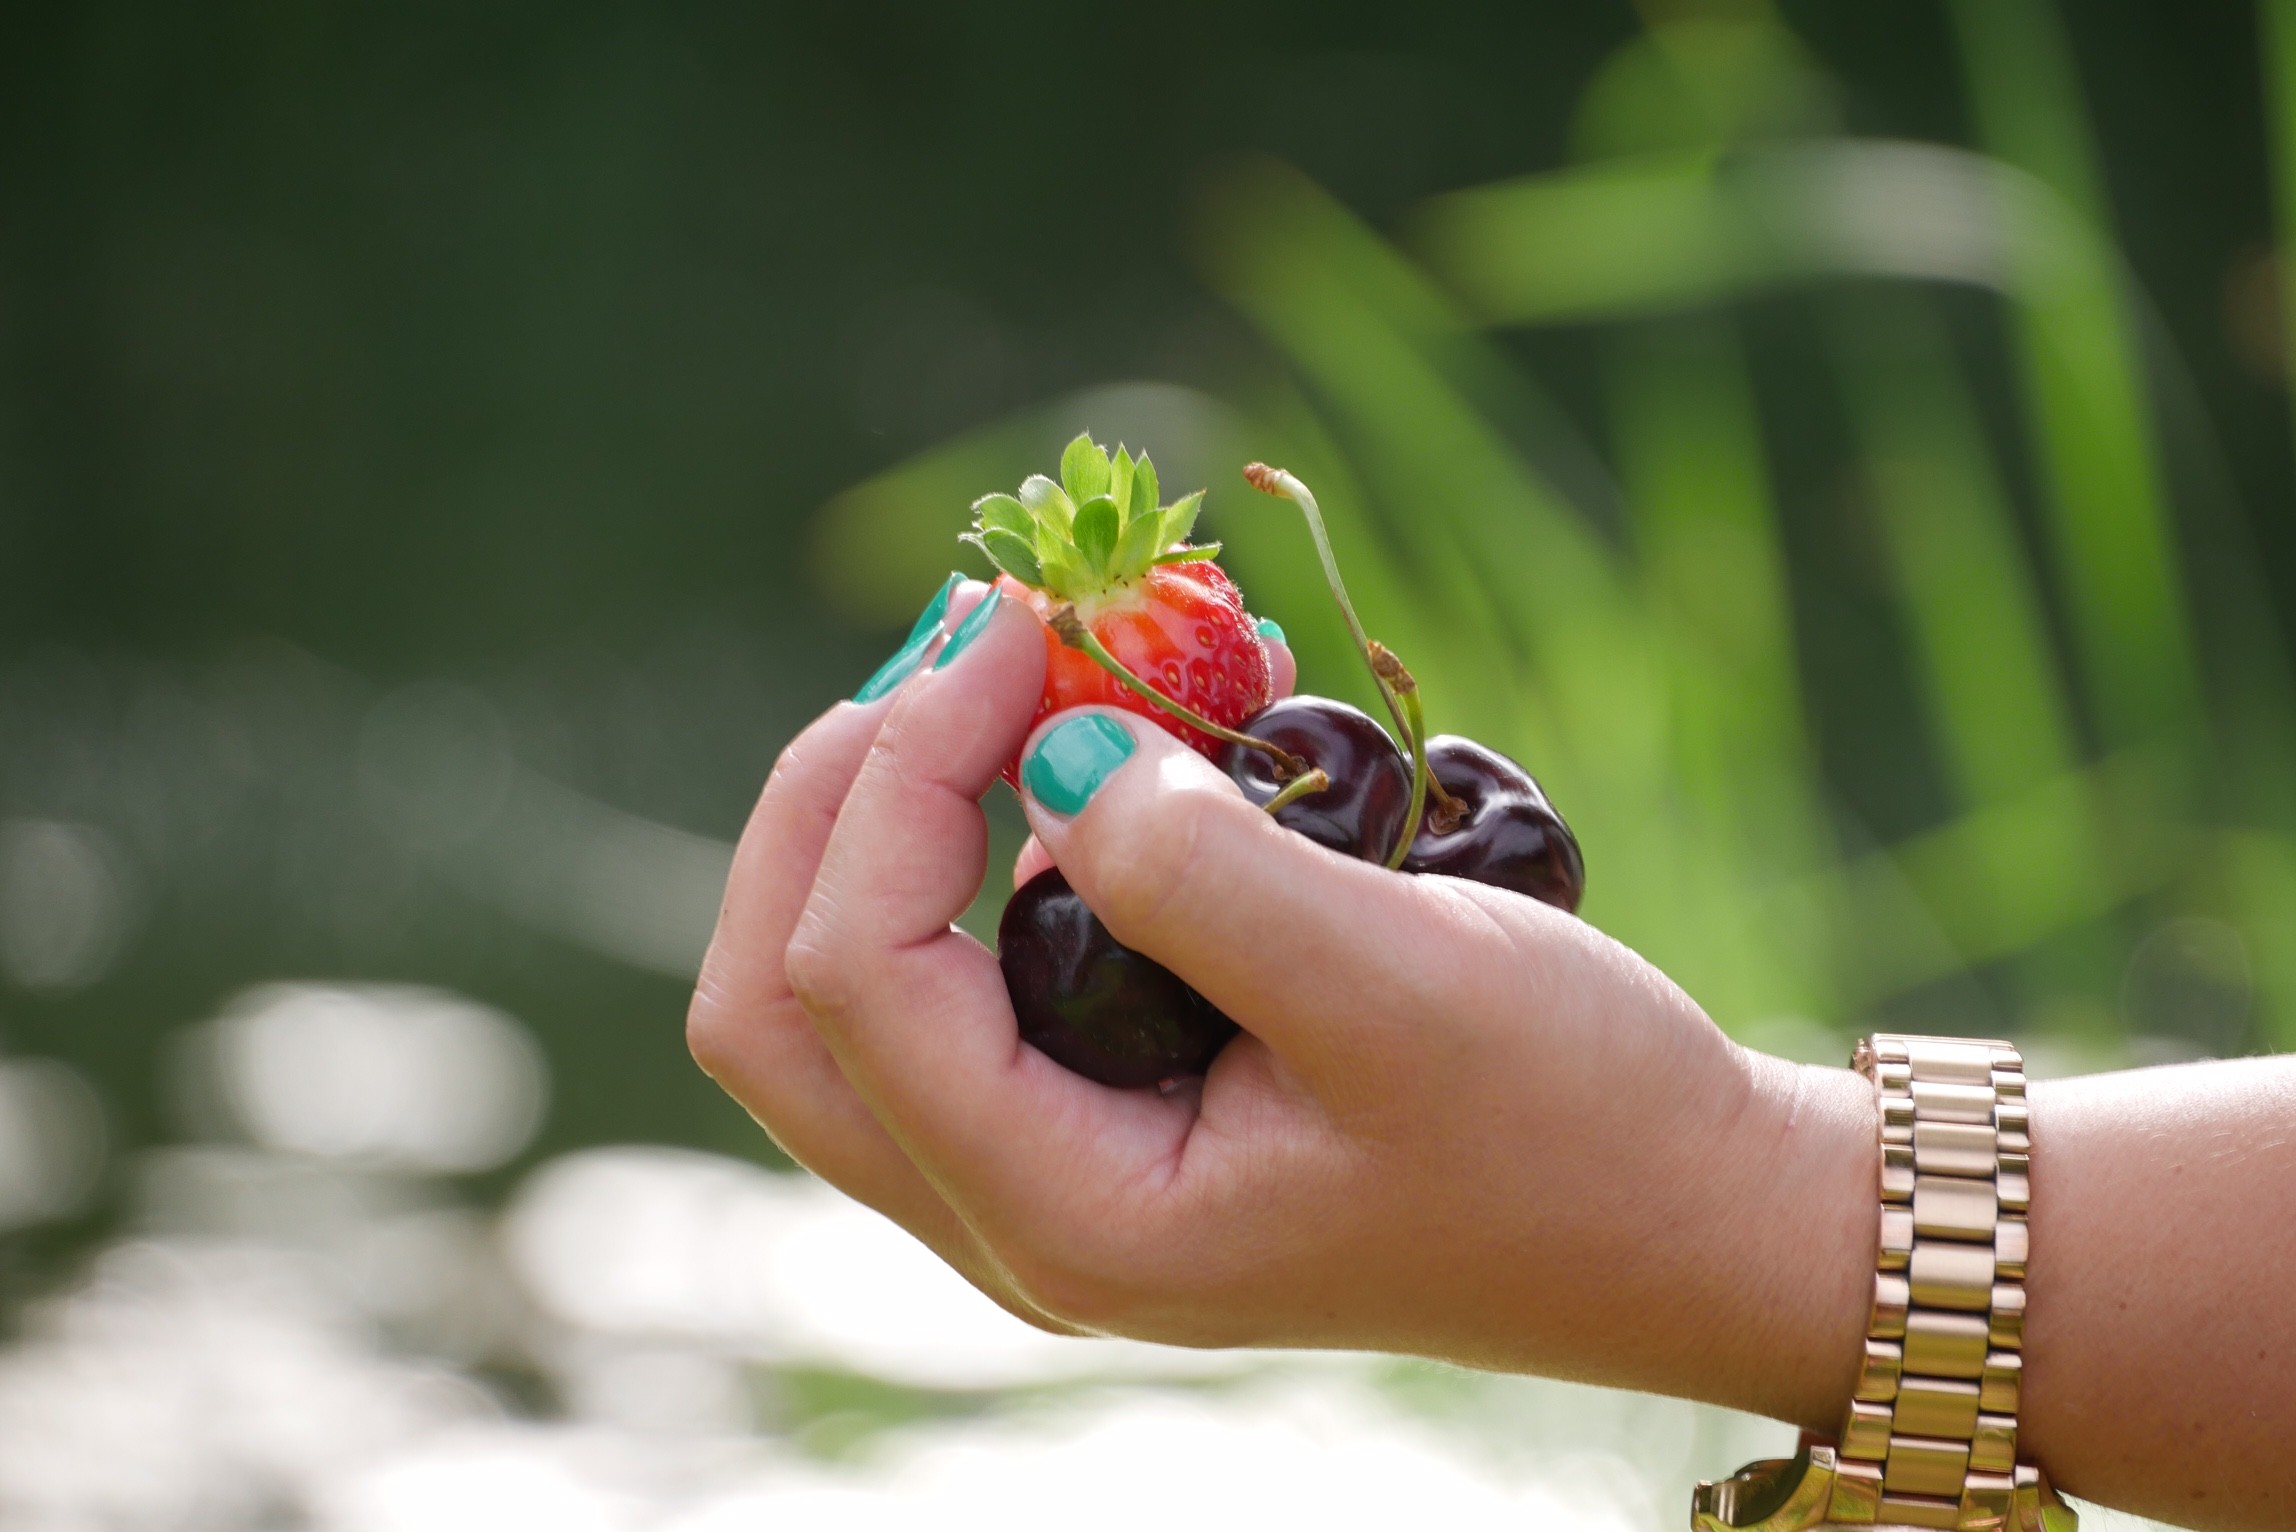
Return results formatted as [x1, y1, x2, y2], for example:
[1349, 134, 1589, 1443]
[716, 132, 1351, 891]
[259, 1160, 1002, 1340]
[687, 585, 1876, 1423]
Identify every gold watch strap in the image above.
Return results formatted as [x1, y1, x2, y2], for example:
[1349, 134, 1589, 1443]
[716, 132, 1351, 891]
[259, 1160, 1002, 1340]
[1828, 1034, 2056, 1529]
[1691, 1033, 2072, 1531]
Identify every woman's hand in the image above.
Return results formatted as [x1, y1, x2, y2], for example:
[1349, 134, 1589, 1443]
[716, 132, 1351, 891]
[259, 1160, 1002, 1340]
[692, 584, 2296, 1527]
[687, 586, 1875, 1426]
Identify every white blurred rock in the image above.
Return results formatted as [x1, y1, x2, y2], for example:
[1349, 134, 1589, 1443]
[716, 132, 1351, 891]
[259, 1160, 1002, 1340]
[0, 1057, 106, 1228]
[502, 1147, 1257, 1389]
[659, 1383, 1651, 1532]
[0, 818, 133, 991]
[184, 983, 547, 1174]
[0, 1241, 494, 1531]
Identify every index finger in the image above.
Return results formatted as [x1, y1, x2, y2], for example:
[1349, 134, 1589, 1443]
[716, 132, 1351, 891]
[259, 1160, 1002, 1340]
[784, 595, 1196, 1234]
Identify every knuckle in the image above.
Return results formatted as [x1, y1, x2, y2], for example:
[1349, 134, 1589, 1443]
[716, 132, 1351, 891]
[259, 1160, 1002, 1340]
[684, 948, 747, 1081]
[860, 702, 930, 792]
[765, 737, 806, 792]
[684, 992, 733, 1082]
[756, 734, 822, 822]
[781, 918, 854, 1022]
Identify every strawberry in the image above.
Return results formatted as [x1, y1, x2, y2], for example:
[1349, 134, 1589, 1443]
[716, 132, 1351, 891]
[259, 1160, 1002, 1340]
[967, 434, 1272, 784]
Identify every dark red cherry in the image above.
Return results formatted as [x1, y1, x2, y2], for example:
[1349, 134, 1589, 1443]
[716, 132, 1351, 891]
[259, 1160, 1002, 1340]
[1220, 696, 1412, 861]
[998, 868, 1236, 1087]
[1403, 735, 1584, 912]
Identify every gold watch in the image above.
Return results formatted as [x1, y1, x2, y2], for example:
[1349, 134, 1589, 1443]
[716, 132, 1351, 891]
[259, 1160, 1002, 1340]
[1691, 1034, 2076, 1531]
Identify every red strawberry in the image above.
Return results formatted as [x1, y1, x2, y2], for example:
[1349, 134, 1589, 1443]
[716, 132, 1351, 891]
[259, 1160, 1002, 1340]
[966, 434, 1271, 785]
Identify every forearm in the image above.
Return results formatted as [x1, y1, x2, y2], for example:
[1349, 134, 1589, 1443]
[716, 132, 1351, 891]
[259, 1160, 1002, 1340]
[2021, 1056, 2296, 1529]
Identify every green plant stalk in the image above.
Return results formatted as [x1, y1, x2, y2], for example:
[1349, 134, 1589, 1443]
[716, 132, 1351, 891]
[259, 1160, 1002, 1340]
[1049, 605, 1308, 780]
[1244, 463, 1418, 752]
[1372, 643, 1436, 870]
[1389, 691, 1433, 870]
[1260, 767, 1332, 816]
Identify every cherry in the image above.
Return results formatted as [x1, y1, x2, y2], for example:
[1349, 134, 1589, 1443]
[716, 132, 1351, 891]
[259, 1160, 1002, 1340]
[1403, 735, 1585, 912]
[1220, 696, 1412, 862]
[998, 867, 1237, 1087]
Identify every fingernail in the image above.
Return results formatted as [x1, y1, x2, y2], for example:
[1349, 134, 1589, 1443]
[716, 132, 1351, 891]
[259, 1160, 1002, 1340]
[934, 587, 1002, 668]
[1021, 714, 1136, 816]
[906, 572, 965, 644]
[854, 631, 933, 702]
[854, 573, 965, 702]
[1254, 616, 1286, 645]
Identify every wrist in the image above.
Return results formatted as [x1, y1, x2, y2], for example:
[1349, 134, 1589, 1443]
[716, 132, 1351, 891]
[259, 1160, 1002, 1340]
[1697, 1049, 1878, 1430]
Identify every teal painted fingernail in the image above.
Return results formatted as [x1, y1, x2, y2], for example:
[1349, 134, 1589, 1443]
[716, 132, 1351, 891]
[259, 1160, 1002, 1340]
[855, 573, 965, 702]
[1021, 714, 1136, 816]
[935, 588, 1002, 668]
[906, 572, 964, 644]
[1254, 616, 1286, 644]
[854, 630, 933, 702]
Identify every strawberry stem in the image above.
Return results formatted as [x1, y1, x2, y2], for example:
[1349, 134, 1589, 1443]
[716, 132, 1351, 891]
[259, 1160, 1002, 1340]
[1259, 767, 1332, 816]
[1242, 463, 1418, 752]
[1049, 604, 1309, 780]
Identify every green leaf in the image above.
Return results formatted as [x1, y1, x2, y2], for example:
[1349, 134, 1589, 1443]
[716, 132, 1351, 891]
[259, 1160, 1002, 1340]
[1107, 448, 1135, 525]
[1111, 506, 1167, 577]
[1152, 542, 1221, 565]
[1072, 493, 1120, 574]
[1018, 474, 1073, 531]
[1158, 489, 1205, 547]
[1127, 453, 1159, 525]
[1059, 434, 1110, 505]
[964, 529, 1043, 588]
[971, 492, 1032, 539]
[1037, 539, 1094, 599]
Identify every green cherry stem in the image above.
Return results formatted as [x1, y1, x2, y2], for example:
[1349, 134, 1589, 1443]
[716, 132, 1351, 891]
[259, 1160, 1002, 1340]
[1371, 643, 1435, 869]
[1048, 605, 1309, 781]
[1259, 767, 1332, 816]
[1243, 462, 1416, 753]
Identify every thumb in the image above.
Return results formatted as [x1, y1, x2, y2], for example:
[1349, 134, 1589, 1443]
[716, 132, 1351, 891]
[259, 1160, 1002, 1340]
[1012, 706, 1459, 1087]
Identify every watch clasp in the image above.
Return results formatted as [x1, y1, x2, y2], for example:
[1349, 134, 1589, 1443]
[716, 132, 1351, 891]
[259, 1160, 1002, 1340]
[1691, 1443, 1837, 1529]
[1692, 1445, 2078, 1530]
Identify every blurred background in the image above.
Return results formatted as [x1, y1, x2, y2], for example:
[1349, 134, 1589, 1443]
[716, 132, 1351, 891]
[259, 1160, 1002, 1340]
[0, 0, 2285, 1526]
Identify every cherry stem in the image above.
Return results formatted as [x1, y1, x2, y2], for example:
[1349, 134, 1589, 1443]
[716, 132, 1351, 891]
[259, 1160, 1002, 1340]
[1371, 641, 1465, 827]
[1244, 463, 1465, 856]
[1243, 463, 1417, 754]
[1049, 604, 1308, 780]
[1372, 644, 1436, 869]
[1259, 767, 1331, 816]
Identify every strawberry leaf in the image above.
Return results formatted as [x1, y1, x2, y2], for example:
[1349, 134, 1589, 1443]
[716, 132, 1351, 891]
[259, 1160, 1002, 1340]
[1158, 490, 1205, 547]
[964, 439, 1233, 606]
[1108, 448, 1134, 526]
[1071, 494, 1119, 575]
[1038, 539, 1094, 599]
[1111, 505, 1166, 578]
[1019, 474, 1073, 532]
[1127, 453, 1159, 526]
[971, 492, 1032, 539]
[1059, 434, 1110, 506]
[965, 529, 1043, 588]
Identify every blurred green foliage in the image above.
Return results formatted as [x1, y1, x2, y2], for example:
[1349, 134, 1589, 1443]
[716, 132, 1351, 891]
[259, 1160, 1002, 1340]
[820, 0, 2296, 1058]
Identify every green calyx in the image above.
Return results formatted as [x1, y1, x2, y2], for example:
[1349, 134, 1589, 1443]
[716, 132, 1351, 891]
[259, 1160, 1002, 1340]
[963, 433, 1218, 601]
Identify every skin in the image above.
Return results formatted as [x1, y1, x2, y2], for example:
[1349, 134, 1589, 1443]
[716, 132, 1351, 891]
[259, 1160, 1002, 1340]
[688, 586, 2296, 1531]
